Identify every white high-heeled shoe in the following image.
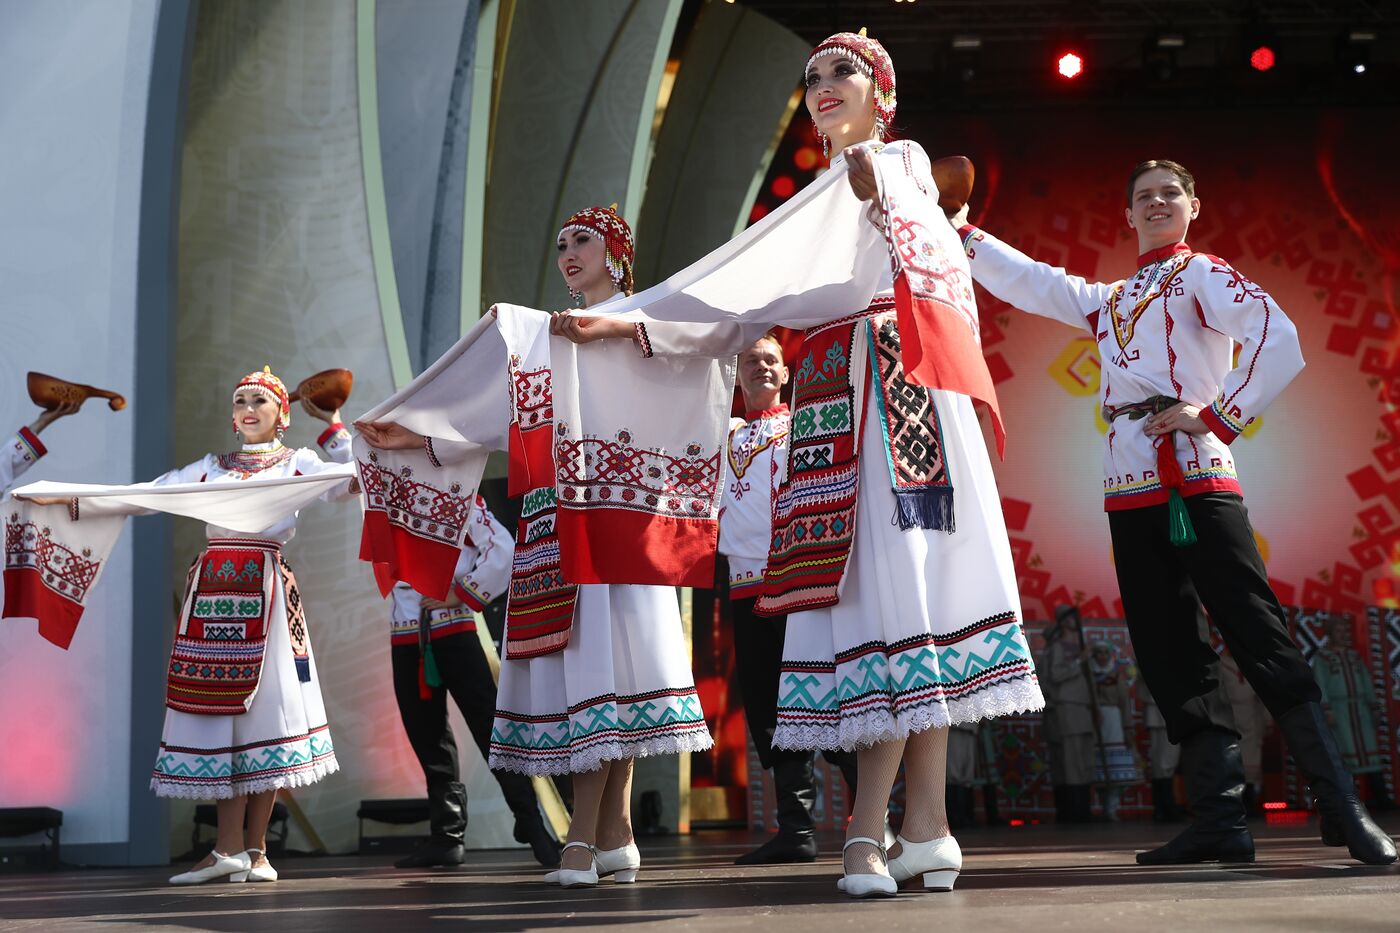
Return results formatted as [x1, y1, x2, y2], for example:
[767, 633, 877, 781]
[887, 834, 961, 891]
[835, 836, 898, 899]
[554, 841, 600, 888]
[169, 850, 250, 886]
[594, 841, 640, 883]
[229, 848, 278, 883]
[545, 840, 640, 884]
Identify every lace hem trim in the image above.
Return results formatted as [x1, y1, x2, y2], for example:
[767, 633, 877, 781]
[772, 679, 1044, 752]
[151, 755, 340, 800]
[489, 730, 713, 777]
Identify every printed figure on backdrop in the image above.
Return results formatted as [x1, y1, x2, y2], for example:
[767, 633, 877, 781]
[386, 495, 561, 869]
[946, 719, 1006, 828]
[957, 159, 1396, 865]
[1042, 606, 1097, 823]
[553, 29, 1044, 898]
[7, 367, 356, 885]
[1312, 613, 1393, 810]
[1088, 641, 1141, 821]
[719, 334, 859, 865]
[355, 206, 715, 891]
[1138, 676, 1184, 823]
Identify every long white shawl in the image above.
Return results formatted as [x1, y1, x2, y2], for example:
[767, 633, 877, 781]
[3, 467, 354, 648]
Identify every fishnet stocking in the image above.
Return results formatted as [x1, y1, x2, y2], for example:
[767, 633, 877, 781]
[893, 725, 950, 855]
[844, 739, 905, 876]
[562, 764, 610, 870]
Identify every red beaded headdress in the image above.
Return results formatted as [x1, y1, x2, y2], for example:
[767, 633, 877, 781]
[233, 365, 291, 434]
[559, 204, 635, 293]
[805, 29, 897, 133]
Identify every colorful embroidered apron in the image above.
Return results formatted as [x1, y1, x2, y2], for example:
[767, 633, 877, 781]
[504, 354, 578, 660]
[760, 299, 953, 616]
[166, 538, 280, 716]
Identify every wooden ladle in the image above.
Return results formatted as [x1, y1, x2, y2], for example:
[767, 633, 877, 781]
[27, 372, 126, 412]
[287, 369, 354, 412]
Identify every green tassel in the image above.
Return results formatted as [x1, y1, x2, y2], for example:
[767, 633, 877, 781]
[1167, 489, 1197, 548]
[423, 642, 444, 688]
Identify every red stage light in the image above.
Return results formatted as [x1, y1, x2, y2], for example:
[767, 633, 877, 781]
[771, 175, 796, 199]
[1009, 818, 1026, 827]
[793, 146, 820, 171]
[749, 203, 769, 224]
[1057, 52, 1084, 79]
[1250, 45, 1276, 71]
[1263, 800, 1288, 810]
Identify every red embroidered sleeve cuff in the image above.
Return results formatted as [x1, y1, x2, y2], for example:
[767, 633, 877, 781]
[18, 426, 47, 459]
[453, 580, 487, 612]
[1199, 401, 1241, 445]
[317, 422, 349, 447]
[424, 436, 442, 468]
[634, 323, 654, 359]
[957, 224, 983, 257]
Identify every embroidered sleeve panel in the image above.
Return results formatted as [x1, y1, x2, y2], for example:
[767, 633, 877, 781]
[456, 494, 512, 609]
[1189, 255, 1305, 442]
[3, 428, 45, 489]
[317, 422, 354, 463]
[632, 319, 768, 359]
[958, 225, 1109, 334]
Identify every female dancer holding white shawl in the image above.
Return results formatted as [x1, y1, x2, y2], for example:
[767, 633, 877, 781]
[357, 207, 712, 889]
[554, 32, 1042, 898]
[15, 367, 354, 885]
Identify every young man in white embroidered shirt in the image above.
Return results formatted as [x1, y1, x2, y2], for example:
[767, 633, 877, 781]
[721, 334, 858, 865]
[952, 160, 1395, 865]
[387, 494, 561, 870]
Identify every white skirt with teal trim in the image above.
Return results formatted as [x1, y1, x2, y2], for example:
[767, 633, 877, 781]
[773, 389, 1045, 752]
[490, 582, 713, 775]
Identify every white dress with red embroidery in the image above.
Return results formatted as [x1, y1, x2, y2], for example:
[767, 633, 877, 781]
[719, 405, 789, 598]
[959, 227, 1305, 510]
[139, 435, 353, 798]
[1, 427, 46, 496]
[389, 495, 512, 645]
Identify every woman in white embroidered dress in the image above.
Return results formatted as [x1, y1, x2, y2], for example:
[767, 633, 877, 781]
[25, 368, 354, 885]
[554, 34, 1043, 898]
[357, 208, 712, 889]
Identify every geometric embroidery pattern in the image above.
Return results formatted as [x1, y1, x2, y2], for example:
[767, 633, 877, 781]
[490, 686, 710, 775]
[775, 611, 1039, 746]
[165, 539, 278, 716]
[152, 723, 337, 796]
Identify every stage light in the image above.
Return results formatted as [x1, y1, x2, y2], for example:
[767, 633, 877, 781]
[793, 146, 820, 171]
[749, 203, 769, 224]
[771, 176, 796, 199]
[1263, 801, 1288, 811]
[1338, 28, 1374, 77]
[1249, 45, 1276, 72]
[1154, 32, 1186, 49]
[1057, 51, 1084, 79]
[952, 35, 982, 51]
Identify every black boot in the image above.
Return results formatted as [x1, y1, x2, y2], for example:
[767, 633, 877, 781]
[1053, 785, 1072, 824]
[1070, 784, 1094, 824]
[1151, 778, 1184, 823]
[1368, 772, 1396, 812]
[396, 781, 467, 868]
[1137, 731, 1254, 865]
[1278, 702, 1397, 865]
[946, 785, 973, 831]
[736, 755, 819, 865]
[497, 770, 561, 867]
[983, 785, 1007, 826]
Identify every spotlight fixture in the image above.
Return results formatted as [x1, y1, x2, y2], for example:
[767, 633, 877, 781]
[1337, 28, 1375, 76]
[1154, 32, 1186, 49]
[1249, 44, 1275, 72]
[1057, 51, 1084, 79]
[1244, 21, 1277, 73]
[951, 35, 983, 51]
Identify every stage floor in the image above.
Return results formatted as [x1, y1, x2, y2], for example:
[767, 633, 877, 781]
[3, 817, 1397, 932]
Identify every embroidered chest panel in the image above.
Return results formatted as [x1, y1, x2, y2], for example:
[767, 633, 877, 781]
[728, 417, 789, 484]
[1103, 251, 1194, 352]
